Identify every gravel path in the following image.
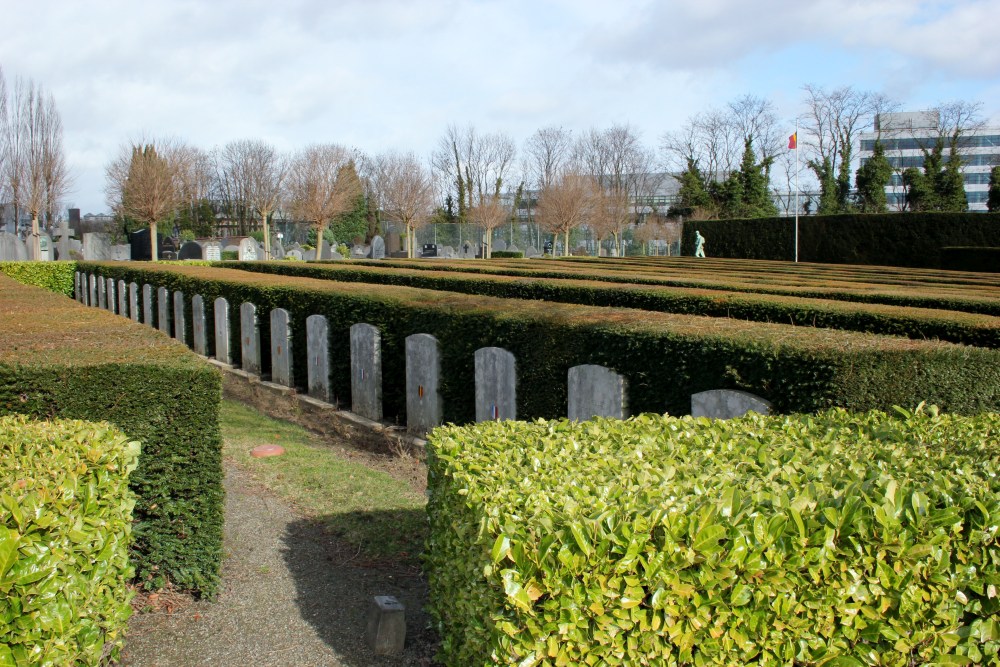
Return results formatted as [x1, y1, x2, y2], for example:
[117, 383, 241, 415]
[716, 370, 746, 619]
[120, 462, 436, 667]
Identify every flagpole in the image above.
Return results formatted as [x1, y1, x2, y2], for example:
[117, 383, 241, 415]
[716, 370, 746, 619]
[794, 119, 799, 263]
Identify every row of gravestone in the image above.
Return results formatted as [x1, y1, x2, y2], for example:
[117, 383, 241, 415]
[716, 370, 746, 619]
[0, 229, 130, 261]
[75, 271, 772, 432]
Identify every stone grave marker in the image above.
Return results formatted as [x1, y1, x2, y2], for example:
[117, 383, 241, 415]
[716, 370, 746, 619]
[173, 291, 186, 342]
[157, 287, 170, 334]
[83, 233, 113, 260]
[351, 244, 370, 259]
[142, 284, 153, 327]
[350, 323, 382, 421]
[691, 389, 772, 420]
[178, 241, 204, 260]
[386, 232, 401, 254]
[223, 244, 239, 256]
[329, 248, 343, 260]
[287, 249, 303, 261]
[204, 241, 222, 262]
[129, 229, 166, 261]
[106, 277, 116, 313]
[110, 245, 132, 261]
[192, 294, 207, 356]
[524, 245, 541, 258]
[319, 240, 334, 260]
[507, 244, 520, 254]
[370, 235, 386, 260]
[117, 280, 127, 316]
[567, 364, 628, 421]
[35, 233, 53, 261]
[270, 308, 293, 388]
[474, 347, 517, 422]
[240, 302, 261, 375]
[238, 238, 259, 261]
[306, 315, 331, 403]
[97, 276, 107, 310]
[88, 274, 98, 307]
[129, 283, 139, 322]
[302, 248, 316, 261]
[214, 297, 231, 365]
[405, 333, 440, 434]
[73, 272, 82, 302]
[493, 239, 507, 252]
[269, 238, 285, 260]
[0, 233, 24, 261]
[161, 251, 177, 261]
[54, 220, 75, 260]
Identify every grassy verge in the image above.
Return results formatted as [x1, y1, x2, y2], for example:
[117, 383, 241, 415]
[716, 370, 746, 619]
[220, 399, 427, 565]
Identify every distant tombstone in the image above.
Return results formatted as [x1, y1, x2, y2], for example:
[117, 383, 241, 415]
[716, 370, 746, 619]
[302, 249, 317, 261]
[306, 315, 331, 403]
[54, 221, 75, 260]
[386, 232, 401, 254]
[117, 280, 127, 316]
[84, 233, 113, 261]
[129, 283, 139, 322]
[88, 274, 97, 307]
[319, 240, 334, 260]
[420, 244, 438, 258]
[240, 302, 261, 375]
[525, 245, 541, 258]
[351, 323, 382, 422]
[0, 233, 23, 261]
[110, 245, 132, 261]
[97, 276, 107, 309]
[507, 244, 520, 254]
[287, 249, 303, 261]
[106, 277, 116, 313]
[493, 239, 507, 252]
[329, 249, 344, 260]
[269, 239, 285, 260]
[178, 241, 204, 260]
[405, 333, 440, 434]
[370, 235, 386, 260]
[157, 287, 170, 334]
[73, 272, 82, 302]
[223, 244, 239, 256]
[35, 233, 53, 261]
[567, 364, 628, 421]
[440, 245, 455, 259]
[270, 308, 293, 387]
[161, 251, 177, 261]
[214, 297, 231, 365]
[351, 244, 370, 259]
[173, 291, 186, 342]
[474, 347, 516, 422]
[129, 229, 166, 261]
[691, 390, 772, 420]
[204, 241, 222, 262]
[160, 237, 177, 257]
[192, 295, 207, 356]
[238, 238, 258, 261]
[142, 284, 153, 327]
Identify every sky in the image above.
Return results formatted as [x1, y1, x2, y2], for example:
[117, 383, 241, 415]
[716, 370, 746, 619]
[1, 0, 998, 214]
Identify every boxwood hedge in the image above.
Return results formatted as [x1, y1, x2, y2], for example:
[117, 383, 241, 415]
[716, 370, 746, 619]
[0, 260, 76, 297]
[0, 415, 139, 666]
[0, 273, 224, 596]
[426, 408, 1000, 666]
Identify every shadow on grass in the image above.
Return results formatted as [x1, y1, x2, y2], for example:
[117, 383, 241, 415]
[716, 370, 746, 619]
[281, 511, 440, 667]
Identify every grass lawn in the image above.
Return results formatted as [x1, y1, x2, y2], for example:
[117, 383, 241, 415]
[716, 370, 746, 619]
[220, 399, 427, 566]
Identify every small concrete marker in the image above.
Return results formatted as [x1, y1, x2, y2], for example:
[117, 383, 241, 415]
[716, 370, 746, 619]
[405, 333, 440, 434]
[691, 389, 772, 419]
[158, 287, 170, 334]
[240, 302, 261, 375]
[366, 595, 405, 655]
[117, 279, 128, 317]
[350, 323, 382, 421]
[129, 283, 139, 322]
[192, 294, 207, 356]
[142, 284, 153, 327]
[250, 444, 285, 458]
[270, 308, 293, 387]
[215, 297, 231, 365]
[306, 314, 330, 403]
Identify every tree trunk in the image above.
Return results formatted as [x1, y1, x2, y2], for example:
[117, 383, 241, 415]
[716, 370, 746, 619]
[150, 221, 159, 261]
[262, 211, 272, 260]
[313, 221, 327, 261]
[31, 213, 41, 260]
[564, 230, 570, 257]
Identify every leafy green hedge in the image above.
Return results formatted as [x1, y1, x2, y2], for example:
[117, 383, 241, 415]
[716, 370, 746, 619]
[491, 251, 524, 259]
[78, 263, 1000, 419]
[681, 212, 1000, 268]
[220, 261, 1000, 349]
[426, 408, 1000, 666]
[941, 247, 1000, 273]
[0, 415, 139, 666]
[0, 274, 224, 597]
[0, 260, 77, 297]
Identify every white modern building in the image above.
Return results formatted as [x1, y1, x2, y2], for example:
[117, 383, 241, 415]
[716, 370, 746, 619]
[859, 111, 1000, 212]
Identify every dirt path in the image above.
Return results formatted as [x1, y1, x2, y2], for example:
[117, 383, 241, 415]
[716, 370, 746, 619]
[119, 462, 436, 667]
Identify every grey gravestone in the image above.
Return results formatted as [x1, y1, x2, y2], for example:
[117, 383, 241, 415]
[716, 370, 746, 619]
[366, 595, 406, 655]
[507, 244, 520, 254]
[303, 249, 317, 261]
[351, 244, 370, 259]
[110, 245, 132, 261]
[239, 239, 259, 262]
[173, 291, 186, 343]
[287, 249, 303, 261]
[88, 274, 97, 307]
[97, 277, 107, 310]
[129, 283, 139, 322]
[270, 308, 293, 388]
[178, 241, 204, 260]
[350, 323, 382, 422]
[74, 272, 82, 302]
[525, 245, 541, 258]
[493, 239, 507, 252]
[142, 284, 153, 327]
[0, 233, 23, 261]
[192, 295, 207, 356]
[405, 333, 441, 434]
[161, 251, 177, 261]
[370, 236, 386, 260]
[319, 240, 334, 260]
[329, 249, 344, 260]
[117, 280, 127, 316]
[474, 347, 516, 422]
[691, 390, 772, 420]
[83, 233, 113, 261]
[106, 277, 116, 313]
[54, 221, 75, 260]
[35, 233, 53, 261]
[306, 315, 331, 403]
[240, 302, 261, 375]
[386, 232, 401, 254]
[157, 287, 170, 334]
[204, 241, 222, 262]
[223, 244, 239, 256]
[214, 297, 231, 365]
[14, 235, 28, 261]
[270, 239, 285, 260]
[567, 364, 628, 421]
[440, 245, 455, 259]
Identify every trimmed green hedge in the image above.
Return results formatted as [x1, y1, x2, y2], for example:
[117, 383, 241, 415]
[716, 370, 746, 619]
[220, 261, 1000, 349]
[941, 247, 1000, 273]
[79, 263, 1000, 419]
[426, 408, 1000, 666]
[0, 415, 138, 666]
[0, 274, 224, 597]
[0, 260, 77, 297]
[681, 212, 1000, 268]
[491, 251, 524, 259]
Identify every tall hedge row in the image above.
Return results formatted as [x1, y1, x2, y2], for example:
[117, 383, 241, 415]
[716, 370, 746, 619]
[0, 274, 224, 596]
[681, 212, 1000, 268]
[0, 260, 76, 297]
[426, 409, 1000, 666]
[0, 415, 139, 666]
[79, 263, 1000, 420]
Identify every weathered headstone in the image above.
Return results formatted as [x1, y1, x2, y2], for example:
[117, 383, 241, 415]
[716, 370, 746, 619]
[474, 347, 517, 422]
[240, 302, 261, 375]
[493, 239, 507, 252]
[110, 245, 132, 261]
[507, 244, 520, 254]
[306, 315, 330, 403]
[117, 280, 127, 316]
[142, 284, 153, 327]
[302, 249, 316, 261]
[74, 272, 82, 302]
[329, 249, 344, 260]
[161, 251, 177, 261]
[88, 274, 97, 307]
[366, 595, 406, 655]
[370, 235, 386, 260]
[129, 283, 139, 322]
[54, 221, 75, 260]
[440, 245, 455, 259]
[173, 291, 186, 343]
[214, 297, 231, 365]
[405, 333, 440, 434]
[691, 390, 772, 420]
[223, 244, 239, 256]
[351, 244, 370, 259]
[525, 245, 541, 258]
[386, 232, 401, 254]
[287, 249, 303, 261]
[269, 239, 285, 260]
[204, 241, 222, 262]
[35, 233, 53, 261]
[106, 277, 116, 313]
[238, 238, 258, 261]
[350, 323, 382, 421]
[567, 364, 628, 421]
[0, 233, 24, 261]
[97, 276, 107, 310]
[192, 295, 207, 356]
[178, 241, 204, 260]
[319, 240, 334, 260]
[270, 308, 293, 387]
[157, 287, 170, 334]
[83, 233, 113, 261]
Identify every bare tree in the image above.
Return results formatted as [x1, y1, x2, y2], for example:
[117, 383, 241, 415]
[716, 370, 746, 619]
[523, 126, 573, 192]
[0, 67, 7, 217]
[173, 144, 214, 236]
[285, 144, 361, 258]
[367, 150, 435, 258]
[469, 195, 509, 258]
[215, 139, 286, 257]
[105, 137, 187, 260]
[537, 169, 598, 257]
[432, 124, 518, 216]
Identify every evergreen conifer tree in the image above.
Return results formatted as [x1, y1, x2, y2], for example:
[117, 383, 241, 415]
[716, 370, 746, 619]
[988, 166, 1000, 213]
[854, 141, 892, 213]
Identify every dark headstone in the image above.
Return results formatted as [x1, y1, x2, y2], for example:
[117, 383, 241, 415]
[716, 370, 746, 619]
[421, 244, 439, 258]
[178, 241, 204, 260]
[130, 229, 168, 261]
